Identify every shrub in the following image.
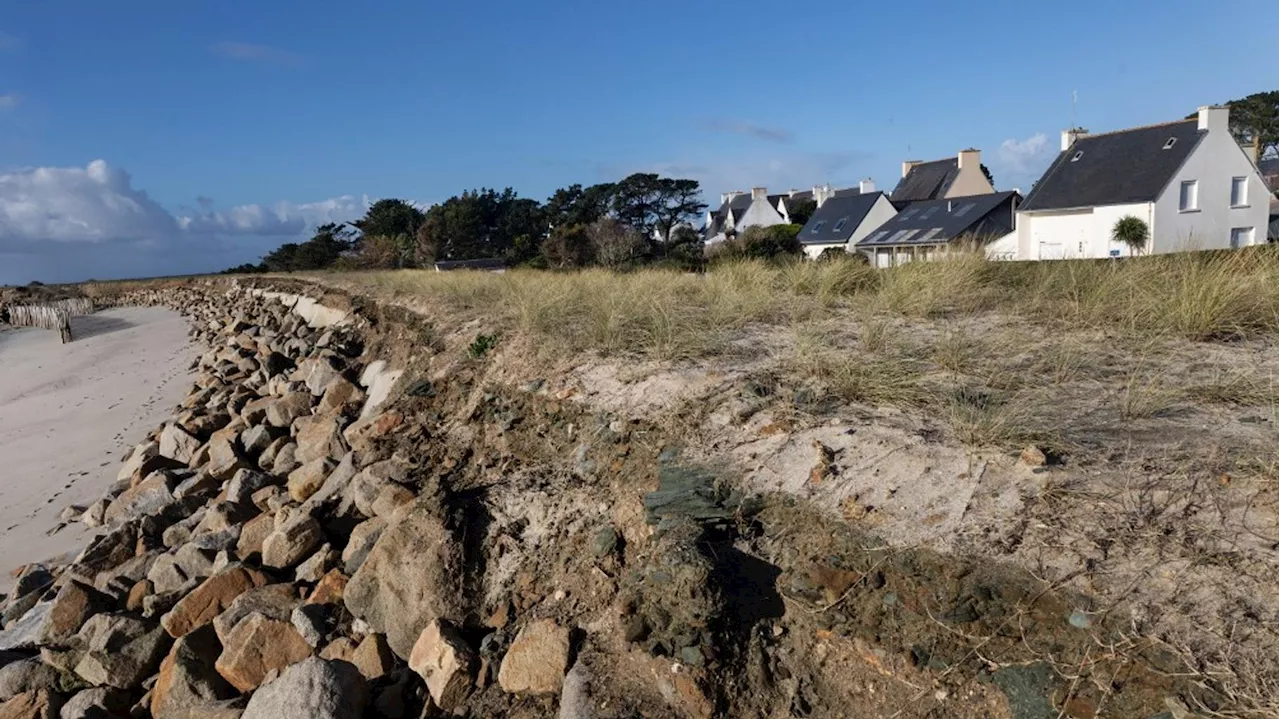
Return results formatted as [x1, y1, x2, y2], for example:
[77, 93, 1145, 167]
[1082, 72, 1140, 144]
[1112, 216, 1150, 256]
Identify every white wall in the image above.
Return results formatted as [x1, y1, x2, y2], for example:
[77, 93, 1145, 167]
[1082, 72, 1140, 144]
[1152, 129, 1270, 252]
[985, 230, 1018, 260]
[734, 198, 787, 231]
[802, 243, 845, 260]
[1017, 203, 1153, 260]
[850, 196, 899, 247]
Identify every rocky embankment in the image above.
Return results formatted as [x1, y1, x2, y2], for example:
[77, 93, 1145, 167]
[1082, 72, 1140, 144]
[0, 281, 1239, 719]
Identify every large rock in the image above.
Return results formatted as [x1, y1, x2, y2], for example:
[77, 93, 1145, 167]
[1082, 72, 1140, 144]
[205, 426, 249, 481]
[161, 566, 268, 638]
[350, 634, 394, 681]
[298, 453, 357, 513]
[0, 690, 61, 719]
[73, 614, 170, 689]
[240, 657, 366, 719]
[41, 581, 111, 647]
[234, 514, 274, 560]
[103, 472, 177, 525]
[295, 359, 342, 398]
[214, 613, 312, 692]
[261, 515, 322, 570]
[116, 442, 159, 484]
[160, 424, 202, 465]
[285, 459, 333, 503]
[271, 444, 300, 476]
[149, 544, 217, 595]
[344, 502, 463, 659]
[339, 517, 384, 576]
[71, 525, 138, 581]
[264, 393, 312, 429]
[150, 625, 236, 719]
[409, 620, 476, 711]
[497, 619, 570, 696]
[238, 425, 275, 457]
[0, 604, 53, 652]
[343, 412, 403, 455]
[224, 470, 278, 505]
[317, 377, 363, 416]
[0, 660, 60, 701]
[293, 416, 346, 465]
[305, 571, 346, 606]
[58, 687, 131, 718]
[212, 585, 298, 644]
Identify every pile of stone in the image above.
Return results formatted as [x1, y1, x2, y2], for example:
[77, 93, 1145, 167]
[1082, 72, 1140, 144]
[0, 287, 571, 718]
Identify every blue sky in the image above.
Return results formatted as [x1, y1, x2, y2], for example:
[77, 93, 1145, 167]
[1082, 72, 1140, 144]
[0, 0, 1275, 282]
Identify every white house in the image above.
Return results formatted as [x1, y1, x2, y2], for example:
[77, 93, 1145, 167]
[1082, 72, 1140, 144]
[797, 187, 897, 259]
[1016, 106, 1271, 259]
[703, 187, 793, 245]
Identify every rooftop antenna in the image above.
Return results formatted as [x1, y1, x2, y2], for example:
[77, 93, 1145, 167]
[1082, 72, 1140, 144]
[1071, 90, 1078, 130]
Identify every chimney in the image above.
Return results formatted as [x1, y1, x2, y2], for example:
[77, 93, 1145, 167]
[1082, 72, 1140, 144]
[1197, 104, 1228, 134]
[720, 190, 744, 206]
[1060, 128, 1089, 151]
[902, 160, 922, 178]
[812, 184, 834, 207]
[858, 178, 876, 194]
[957, 148, 980, 169]
[751, 187, 768, 201]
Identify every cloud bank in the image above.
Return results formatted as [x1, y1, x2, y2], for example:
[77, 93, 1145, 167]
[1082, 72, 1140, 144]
[993, 133, 1056, 189]
[0, 160, 367, 284]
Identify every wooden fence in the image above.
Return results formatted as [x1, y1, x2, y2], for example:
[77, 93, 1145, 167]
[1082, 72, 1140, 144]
[2, 298, 95, 343]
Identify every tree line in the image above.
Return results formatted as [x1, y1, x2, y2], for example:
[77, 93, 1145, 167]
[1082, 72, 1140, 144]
[223, 173, 711, 274]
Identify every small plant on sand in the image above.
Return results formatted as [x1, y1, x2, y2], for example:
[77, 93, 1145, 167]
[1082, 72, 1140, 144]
[468, 332, 500, 359]
[1112, 215, 1150, 256]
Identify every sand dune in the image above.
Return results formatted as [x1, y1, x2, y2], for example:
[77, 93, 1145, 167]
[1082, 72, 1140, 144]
[0, 306, 195, 589]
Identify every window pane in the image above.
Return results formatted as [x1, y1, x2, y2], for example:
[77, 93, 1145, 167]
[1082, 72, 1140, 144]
[1231, 177, 1247, 206]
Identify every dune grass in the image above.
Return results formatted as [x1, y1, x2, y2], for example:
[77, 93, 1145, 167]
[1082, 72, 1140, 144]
[335, 246, 1278, 360]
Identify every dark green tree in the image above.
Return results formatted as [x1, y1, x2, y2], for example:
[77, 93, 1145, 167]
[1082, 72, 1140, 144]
[353, 199, 426, 240]
[610, 173, 707, 247]
[787, 198, 817, 225]
[1188, 91, 1279, 158]
[415, 188, 545, 263]
[541, 224, 594, 268]
[981, 164, 995, 188]
[545, 183, 616, 230]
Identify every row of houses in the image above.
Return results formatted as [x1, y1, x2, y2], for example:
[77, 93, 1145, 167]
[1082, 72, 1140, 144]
[704, 105, 1276, 264]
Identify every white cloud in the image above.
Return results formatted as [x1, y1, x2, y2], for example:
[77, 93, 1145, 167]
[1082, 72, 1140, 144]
[0, 160, 180, 247]
[0, 159, 374, 283]
[995, 133, 1054, 176]
[177, 195, 367, 236]
[210, 41, 301, 66]
[0, 94, 19, 110]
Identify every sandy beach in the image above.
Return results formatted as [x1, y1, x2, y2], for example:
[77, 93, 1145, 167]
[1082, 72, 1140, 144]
[0, 306, 195, 590]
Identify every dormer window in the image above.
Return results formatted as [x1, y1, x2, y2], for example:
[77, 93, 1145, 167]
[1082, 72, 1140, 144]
[1070, 151, 1083, 162]
[1163, 137, 1177, 150]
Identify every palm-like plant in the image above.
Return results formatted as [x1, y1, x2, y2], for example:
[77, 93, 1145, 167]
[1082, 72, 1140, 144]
[1112, 216, 1150, 256]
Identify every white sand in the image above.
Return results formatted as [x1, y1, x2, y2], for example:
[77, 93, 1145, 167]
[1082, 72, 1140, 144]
[0, 306, 196, 590]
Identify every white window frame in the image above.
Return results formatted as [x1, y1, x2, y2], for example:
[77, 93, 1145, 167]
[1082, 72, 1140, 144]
[1230, 176, 1248, 207]
[1179, 180, 1199, 212]
[1229, 227, 1254, 249]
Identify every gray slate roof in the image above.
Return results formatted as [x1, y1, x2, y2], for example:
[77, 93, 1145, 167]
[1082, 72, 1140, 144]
[1020, 120, 1204, 212]
[857, 191, 1019, 248]
[890, 159, 959, 203]
[798, 192, 886, 245]
[705, 193, 755, 237]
